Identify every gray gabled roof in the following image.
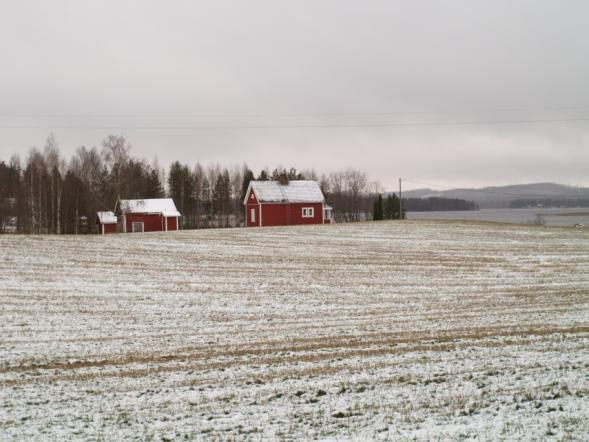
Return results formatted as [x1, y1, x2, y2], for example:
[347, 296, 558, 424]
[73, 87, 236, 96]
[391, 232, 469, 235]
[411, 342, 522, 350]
[97, 211, 117, 224]
[244, 180, 325, 204]
[117, 198, 181, 217]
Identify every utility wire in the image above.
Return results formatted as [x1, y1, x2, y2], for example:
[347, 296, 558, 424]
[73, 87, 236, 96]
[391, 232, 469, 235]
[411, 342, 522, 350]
[0, 117, 588, 130]
[1, 105, 589, 119]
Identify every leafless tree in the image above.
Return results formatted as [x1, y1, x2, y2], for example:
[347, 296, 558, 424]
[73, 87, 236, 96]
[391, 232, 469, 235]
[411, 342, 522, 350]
[326, 168, 373, 222]
[101, 134, 131, 200]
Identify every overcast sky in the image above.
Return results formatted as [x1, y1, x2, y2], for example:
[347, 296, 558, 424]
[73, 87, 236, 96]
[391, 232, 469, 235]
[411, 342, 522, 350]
[1, 0, 588, 190]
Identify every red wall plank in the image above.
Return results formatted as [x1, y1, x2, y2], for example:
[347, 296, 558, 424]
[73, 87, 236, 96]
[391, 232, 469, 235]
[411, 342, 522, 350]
[260, 202, 323, 226]
[246, 189, 258, 205]
[166, 216, 178, 231]
[125, 214, 164, 232]
[97, 223, 117, 234]
[246, 204, 260, 227]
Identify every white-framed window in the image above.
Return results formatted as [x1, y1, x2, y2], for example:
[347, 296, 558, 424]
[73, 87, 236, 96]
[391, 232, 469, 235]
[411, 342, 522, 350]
[302, 207, 314, 218]
[250, 208, 256, 223]
[132, 222, 144, 233]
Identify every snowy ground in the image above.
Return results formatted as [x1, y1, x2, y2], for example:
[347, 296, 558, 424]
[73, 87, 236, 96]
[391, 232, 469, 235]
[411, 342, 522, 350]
[1, 220, 588, 441]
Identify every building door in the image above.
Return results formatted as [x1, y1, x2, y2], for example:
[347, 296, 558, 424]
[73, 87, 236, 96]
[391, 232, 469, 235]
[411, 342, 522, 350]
[132, 222, 144, 233]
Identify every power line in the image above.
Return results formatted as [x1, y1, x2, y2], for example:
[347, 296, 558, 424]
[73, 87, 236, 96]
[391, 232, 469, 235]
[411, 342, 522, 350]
[1, 105, 589, 119]
[0, 117, 588, 130]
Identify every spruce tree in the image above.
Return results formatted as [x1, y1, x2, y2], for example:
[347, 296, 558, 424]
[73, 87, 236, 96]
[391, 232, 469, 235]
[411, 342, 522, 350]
[213, 171, 231, 227]
[378, 194, 384, 220]
[241, 169, 255, 201]
[201, 177, 211, 226]
[384, 195, 394, 219]
[373, 194, 384, 220]
[167, 162, 195, 228]
[392, 193, 401, 219]
[145, 167, 164, 198]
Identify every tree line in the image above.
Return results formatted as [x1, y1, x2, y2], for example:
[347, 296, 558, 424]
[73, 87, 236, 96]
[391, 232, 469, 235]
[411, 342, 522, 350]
[371, 195, 478, 220]
[402, 197, 478, 211]
[0, 134, 382, 233]
[372, 193, 405, 220]
[509, 198, 589, 209]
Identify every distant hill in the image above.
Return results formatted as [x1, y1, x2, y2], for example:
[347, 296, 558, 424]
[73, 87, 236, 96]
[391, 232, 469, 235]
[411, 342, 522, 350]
[398, 183, 589, 208]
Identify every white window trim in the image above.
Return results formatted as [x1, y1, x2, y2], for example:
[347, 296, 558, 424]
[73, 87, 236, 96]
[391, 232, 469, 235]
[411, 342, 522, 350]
[251, 208, 256, 223]
[302, 207, 314, 218]
[132, 221, 144, 233]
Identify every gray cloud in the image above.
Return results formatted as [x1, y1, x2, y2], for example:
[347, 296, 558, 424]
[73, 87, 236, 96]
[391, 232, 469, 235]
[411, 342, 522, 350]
[1, 0, 589, 190]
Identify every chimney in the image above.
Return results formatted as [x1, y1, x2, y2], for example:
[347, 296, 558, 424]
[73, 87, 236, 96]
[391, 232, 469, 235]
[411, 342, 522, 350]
[278, 173, 289, 186]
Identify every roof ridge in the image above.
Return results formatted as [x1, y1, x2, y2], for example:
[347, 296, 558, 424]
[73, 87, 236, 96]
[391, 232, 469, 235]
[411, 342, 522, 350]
[249, 180, 324, 203]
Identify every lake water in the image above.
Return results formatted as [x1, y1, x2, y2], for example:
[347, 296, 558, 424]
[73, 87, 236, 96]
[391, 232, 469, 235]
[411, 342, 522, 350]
[407, 207, 589, 227]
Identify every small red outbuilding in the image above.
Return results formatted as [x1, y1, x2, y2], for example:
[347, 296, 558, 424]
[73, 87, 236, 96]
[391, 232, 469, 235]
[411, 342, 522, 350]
[243, 177, 333, 227]
[115, 198, 181, 233]
[96, 211, 117, 234]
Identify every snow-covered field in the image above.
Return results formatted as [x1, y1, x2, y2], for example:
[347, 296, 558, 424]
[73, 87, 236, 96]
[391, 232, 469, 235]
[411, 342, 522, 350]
[1, 220, 588, 441]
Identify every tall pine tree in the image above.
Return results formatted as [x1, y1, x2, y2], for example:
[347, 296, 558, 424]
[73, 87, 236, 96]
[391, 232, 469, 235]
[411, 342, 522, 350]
[241, 168, 255, 202]
[385, 194, 401, 219]
[373, 194, 384, 220]
[145, 167, 164, 198]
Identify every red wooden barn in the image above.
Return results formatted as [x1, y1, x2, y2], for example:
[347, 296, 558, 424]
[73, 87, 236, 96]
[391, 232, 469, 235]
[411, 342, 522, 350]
[243, 176, 333, 227]
[96, 211, 117, 235]
[115, 198, 181, 233]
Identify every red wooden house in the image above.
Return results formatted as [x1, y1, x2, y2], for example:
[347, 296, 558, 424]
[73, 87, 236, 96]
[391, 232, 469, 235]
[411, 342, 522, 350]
[96, 211, 117, 234]
[243, 176, 333, 227]
[115, 198, 181, 233]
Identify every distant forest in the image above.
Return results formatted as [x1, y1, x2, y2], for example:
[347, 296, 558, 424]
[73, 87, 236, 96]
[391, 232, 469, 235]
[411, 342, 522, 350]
[509, 198, 589, 209]
[0, 134, 386, 234]
[403, 197, 478, 212]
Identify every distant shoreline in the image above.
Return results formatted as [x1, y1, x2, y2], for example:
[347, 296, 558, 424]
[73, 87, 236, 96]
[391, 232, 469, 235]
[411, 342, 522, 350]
[407, 207, 589, 227]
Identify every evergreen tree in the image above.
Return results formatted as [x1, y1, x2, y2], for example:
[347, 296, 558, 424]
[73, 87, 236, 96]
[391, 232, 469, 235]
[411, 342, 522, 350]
[270, 168, 282, 181]
[0, 160, 20, 232]
[168, 162, 195, 228]
[167, 161, 183, 205]
[221, 169, 231, 226]
[288, 167, 301, 180]
[385, 193, 401, 219]
[241, 168, 255, 201]
[125, 160, 148, 198]
[373, 194, 384, 220]
[201, 177, 211, 227]
[384, 194, 394, 219]
[213, 171, 231, 227]
[145, 167, 164, 198]
[258, 169, 269, 181]
[61, 170, 88, 234]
